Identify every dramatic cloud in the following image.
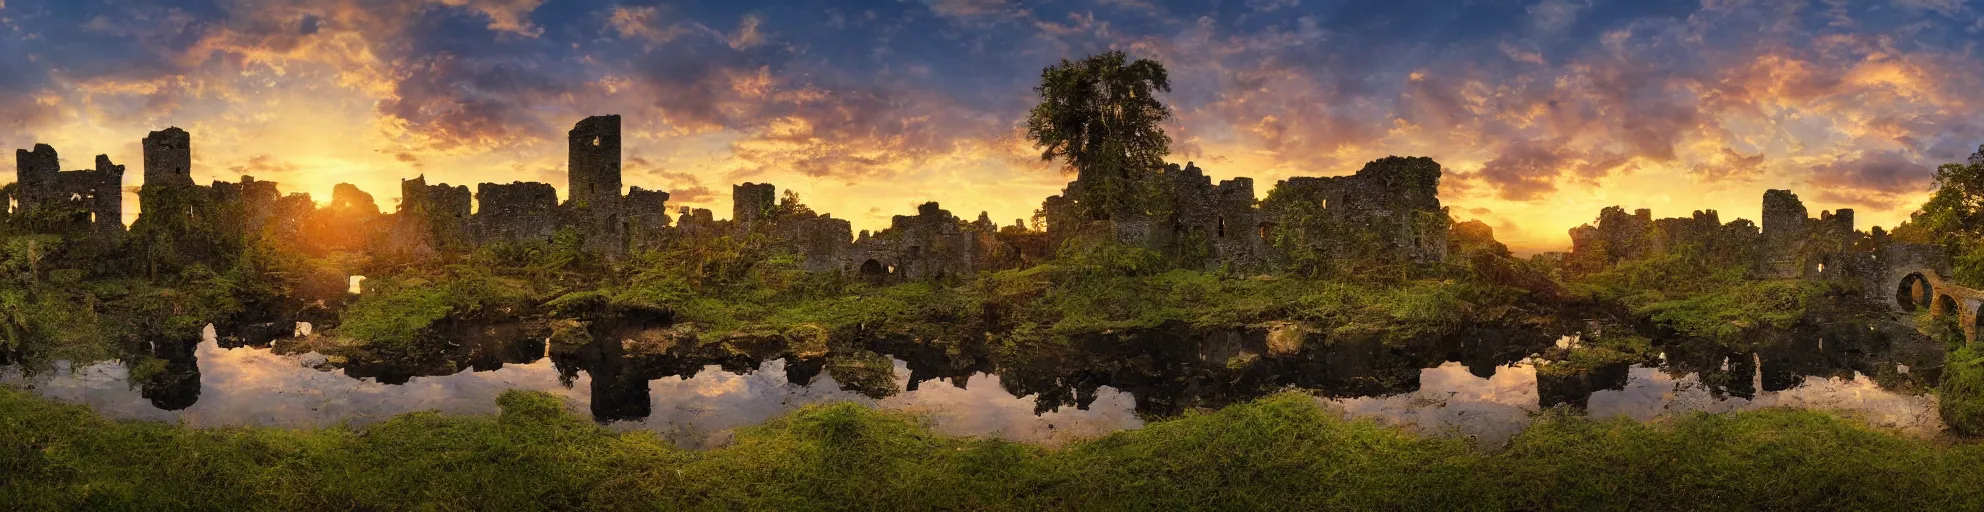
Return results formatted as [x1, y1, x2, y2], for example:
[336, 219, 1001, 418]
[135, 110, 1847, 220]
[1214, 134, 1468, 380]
[2, 0, 1981, 251]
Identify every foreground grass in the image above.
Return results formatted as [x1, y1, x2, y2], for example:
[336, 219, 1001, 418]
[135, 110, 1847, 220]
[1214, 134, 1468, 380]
[3, 388, 1980, 510]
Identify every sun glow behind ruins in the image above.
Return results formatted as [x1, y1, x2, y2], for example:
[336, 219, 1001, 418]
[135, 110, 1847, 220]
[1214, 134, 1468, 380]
[2, 1, 1983, 253]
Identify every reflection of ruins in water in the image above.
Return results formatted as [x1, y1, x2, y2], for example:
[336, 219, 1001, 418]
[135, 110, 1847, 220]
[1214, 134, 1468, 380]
[0, 319, 1951, 447]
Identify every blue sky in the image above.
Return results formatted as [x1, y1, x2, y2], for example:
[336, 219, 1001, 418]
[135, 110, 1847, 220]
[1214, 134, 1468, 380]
[3, 0, 1982, 251]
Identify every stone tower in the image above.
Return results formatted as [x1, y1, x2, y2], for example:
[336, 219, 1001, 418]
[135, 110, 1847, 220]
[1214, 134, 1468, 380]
[142, 127, 194, 191]
[1760, 189, 1810, 278]
[567, 115, 622, 210]
[566, 115, 625, 255]
[15, 144, 59, 208]
[733, 182, 776, 225]
[91, 155, 126, 237]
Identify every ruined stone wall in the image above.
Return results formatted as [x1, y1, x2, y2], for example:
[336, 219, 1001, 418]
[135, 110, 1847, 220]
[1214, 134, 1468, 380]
[86, 155, 126, 238]
[625, 186, 671, 249]
[11, 144, 126, 239]
[676, 207, 720, 239]
[778, 215, 853, 273]
[14, 144, 59, 208]
[474, 181, 559, 245]
[1259, 156, 1449, 265]
[302, 182, 386, 254]
[211, 176, 284, 234]
[733, 183, 776, 226]
[852, 202, 977, 281]
[1760, 189, 1810, 278]
[331, 183, 379, 215]
[392, 175, 471, 256]
[1209, 177, 1260, 266]
[268, 192, 315, 242]
[1040, 194, 1083, 250]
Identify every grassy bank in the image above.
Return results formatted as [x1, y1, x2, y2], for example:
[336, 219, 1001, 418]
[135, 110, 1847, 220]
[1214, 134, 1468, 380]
[3, 387, 1978, 510]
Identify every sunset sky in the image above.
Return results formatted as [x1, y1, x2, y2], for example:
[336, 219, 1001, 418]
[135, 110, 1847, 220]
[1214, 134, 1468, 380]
[2, 0, 1981, 253]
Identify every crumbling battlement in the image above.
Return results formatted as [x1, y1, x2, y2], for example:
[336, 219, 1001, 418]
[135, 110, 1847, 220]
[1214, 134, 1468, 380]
[14, 144, 60, 207]
[781, 215, 854, 273]
[1760, 189, 1812, 278]
[625, 186, 671, 249]
[1565, 188, 1880, 285]
[676, 207, 719, 238]
[852, 202, 981, 281]
[142, 128, 194, 191]
[28, 119, 1498, 284]
[307, 183, 385, 254]
[1163, 162, 1262, 267]
[393, 175, 472, 256]
[11, 143, 127, 240]
[733, 183, 776, 226]
[330, 183, 380, 215]
[208, 176, 286, 238]
[1257, 156, 1450, 265]
[474, 182, 559, 245]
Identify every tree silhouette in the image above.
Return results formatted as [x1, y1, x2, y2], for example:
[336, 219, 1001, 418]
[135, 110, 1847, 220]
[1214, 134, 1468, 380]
[1024, 51, 1172, 219]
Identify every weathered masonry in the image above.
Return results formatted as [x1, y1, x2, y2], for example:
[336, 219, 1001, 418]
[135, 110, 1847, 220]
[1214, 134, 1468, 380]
[22, 115, 1466, 288]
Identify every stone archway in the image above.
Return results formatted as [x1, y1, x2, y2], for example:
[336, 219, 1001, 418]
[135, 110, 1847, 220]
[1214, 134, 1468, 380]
[1897, 272, 1932, 311]
[859, 259, 888, 285]
[1937, 294, 1961, 318]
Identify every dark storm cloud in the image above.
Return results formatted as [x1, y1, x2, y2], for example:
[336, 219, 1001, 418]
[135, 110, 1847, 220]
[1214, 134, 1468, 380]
[1810, 150, 1936, 200]
[377, 53, 578, 149]
[1471, 139, 1631, 201]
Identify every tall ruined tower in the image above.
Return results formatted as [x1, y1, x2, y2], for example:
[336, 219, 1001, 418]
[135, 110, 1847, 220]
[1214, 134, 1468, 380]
[128, 127, 197, 242]
[566, 115, 625, 255]
[142, 128, 194, 190]
[733, 182, 776, 225]
[1760, 189, 1810, 278]
[15, 144, 59, 208]
[91, 155, 126, 237]
[568, 115, 622, 210]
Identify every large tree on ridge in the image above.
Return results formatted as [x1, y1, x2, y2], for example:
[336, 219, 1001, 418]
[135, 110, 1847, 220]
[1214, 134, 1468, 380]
[1024, 50, 1173, 219]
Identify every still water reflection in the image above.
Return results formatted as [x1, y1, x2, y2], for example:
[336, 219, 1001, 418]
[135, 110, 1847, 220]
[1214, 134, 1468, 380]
[0, 323, 1948, 448]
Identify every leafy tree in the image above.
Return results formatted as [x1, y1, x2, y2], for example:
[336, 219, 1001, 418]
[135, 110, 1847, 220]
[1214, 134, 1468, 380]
[1024, 51, 1172, 219]
[1893, 145, 1984, 286]
[1894, 145, 1984, 245]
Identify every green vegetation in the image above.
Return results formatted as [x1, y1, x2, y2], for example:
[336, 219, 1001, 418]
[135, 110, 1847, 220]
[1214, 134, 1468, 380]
[4, 387, 1980, 510]
[1942, 346, 1984, 436]
[1024, 50, 1172, 218]
[1884, 147, 1984, 435]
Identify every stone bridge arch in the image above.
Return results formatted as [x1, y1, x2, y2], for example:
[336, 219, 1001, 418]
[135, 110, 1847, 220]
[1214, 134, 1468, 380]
[1896, 272, 1933, 311]
[1886, 266, 1984, 344]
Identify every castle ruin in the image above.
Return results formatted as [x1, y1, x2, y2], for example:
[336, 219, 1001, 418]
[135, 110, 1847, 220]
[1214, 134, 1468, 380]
[14, 115, 1474, 286]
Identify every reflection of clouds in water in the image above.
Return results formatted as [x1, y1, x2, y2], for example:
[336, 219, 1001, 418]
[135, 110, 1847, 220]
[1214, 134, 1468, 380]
[876, 360, 1144, 446]
[7, 361, 181, 424]
[6, 342, 1942, 447]
[1328, 361, 1943, 448]
[1588, 367, 1943, 437]
[5, 339, 1143, 448]
[629, 359, 1142, 448]
[13, 337, 594, 428]
[1329, 362, 1540, 446]
[192, 341, 590, 426]
[628, 360, 869, 447]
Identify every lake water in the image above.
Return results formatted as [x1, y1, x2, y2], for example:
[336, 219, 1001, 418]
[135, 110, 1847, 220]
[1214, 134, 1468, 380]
[0, 322, 1947, 448]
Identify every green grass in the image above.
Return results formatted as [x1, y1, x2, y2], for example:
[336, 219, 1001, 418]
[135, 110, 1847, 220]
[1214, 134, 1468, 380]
[4, 387, 1981, 510]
